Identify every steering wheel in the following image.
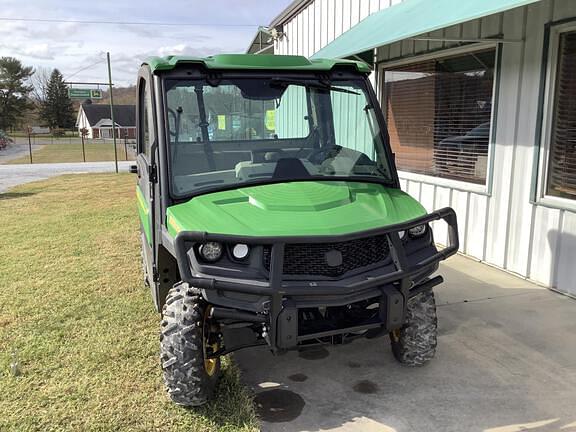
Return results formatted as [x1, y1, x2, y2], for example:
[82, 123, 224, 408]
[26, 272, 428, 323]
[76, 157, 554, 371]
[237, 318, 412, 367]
[309, 145, 380, 176]
[251, 148, 288, 163]
[307, 145, 343, 165]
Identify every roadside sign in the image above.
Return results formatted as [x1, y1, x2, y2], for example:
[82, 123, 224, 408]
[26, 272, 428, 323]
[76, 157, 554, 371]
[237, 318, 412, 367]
[68, 88, 103, 99]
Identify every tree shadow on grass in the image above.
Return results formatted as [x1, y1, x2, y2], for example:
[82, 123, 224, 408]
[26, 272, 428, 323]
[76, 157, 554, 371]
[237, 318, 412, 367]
[0, 192, 36, 200]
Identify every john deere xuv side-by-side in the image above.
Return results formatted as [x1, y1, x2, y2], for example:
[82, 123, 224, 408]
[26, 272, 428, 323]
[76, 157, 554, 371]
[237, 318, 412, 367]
[134, 54, 458, 406]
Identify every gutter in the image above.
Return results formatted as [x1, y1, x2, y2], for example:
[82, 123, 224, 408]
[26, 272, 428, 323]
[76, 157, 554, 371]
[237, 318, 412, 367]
[269, 0, 313, 27]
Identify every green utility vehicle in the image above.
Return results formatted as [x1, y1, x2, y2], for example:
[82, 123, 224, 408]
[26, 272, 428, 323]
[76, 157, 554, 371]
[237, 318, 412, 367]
[134, 54, 459, 406]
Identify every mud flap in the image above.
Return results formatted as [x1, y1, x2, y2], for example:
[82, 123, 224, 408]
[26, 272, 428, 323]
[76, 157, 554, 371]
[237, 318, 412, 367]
[221, 326, 259, 352]
[380, 285, 405, 331]
[276, 300, 298, 350]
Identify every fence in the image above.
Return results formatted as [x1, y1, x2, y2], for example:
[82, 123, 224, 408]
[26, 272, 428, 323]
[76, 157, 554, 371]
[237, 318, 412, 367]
[0, 130, 136, 165]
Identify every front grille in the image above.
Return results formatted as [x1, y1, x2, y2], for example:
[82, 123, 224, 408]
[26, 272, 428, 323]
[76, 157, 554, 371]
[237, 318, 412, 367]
[263, 235, 390, 278]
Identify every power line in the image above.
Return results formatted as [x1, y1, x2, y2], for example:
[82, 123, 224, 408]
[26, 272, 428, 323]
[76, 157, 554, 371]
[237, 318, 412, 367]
[0, 17, 260, 27]
[65, 57, 106, 81]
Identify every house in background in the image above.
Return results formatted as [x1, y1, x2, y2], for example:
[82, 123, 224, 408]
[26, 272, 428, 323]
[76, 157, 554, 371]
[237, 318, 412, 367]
[76, 101, 136, 139]
[257, 0, 576, 297]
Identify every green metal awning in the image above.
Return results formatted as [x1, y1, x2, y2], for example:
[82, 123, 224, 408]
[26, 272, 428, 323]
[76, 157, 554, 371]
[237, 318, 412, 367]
[312, 0, 542, 60]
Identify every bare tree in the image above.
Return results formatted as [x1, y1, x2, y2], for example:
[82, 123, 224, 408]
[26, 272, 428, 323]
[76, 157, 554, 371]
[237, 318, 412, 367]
[29, 66, 52, 105]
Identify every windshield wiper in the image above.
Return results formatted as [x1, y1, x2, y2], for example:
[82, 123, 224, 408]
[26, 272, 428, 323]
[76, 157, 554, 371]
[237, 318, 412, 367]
[270, 78, 360, 95]
[183, 175, 394, 199]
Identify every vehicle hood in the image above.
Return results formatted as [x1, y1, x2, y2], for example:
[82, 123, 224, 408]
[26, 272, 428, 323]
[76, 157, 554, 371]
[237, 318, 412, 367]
[166, 181, 426, 238]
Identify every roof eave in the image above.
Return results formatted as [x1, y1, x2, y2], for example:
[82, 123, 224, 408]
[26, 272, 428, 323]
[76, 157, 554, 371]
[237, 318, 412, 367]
[269, 0, 313, 27]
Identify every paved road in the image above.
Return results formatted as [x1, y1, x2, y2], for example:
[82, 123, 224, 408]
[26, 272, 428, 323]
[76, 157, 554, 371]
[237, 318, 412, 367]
[0, 143, 45, 163]
[235, 255, 576, 432]
[0, 161, 133, 192]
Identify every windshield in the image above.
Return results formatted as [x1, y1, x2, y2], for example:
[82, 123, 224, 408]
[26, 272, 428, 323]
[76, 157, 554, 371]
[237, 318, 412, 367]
[165, 76, 392, 197]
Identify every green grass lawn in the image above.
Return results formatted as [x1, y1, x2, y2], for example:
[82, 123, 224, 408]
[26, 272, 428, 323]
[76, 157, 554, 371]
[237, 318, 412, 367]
[6, 143, 135, 164]
[0, 174, 257, 432]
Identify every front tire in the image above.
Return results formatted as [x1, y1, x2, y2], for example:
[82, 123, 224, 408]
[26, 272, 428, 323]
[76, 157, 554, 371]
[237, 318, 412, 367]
[390, 289, 438, 366]
[160, 283, 221, 406]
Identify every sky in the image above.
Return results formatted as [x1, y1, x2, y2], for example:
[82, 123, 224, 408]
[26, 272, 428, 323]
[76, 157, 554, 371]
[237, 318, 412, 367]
[0, 0, 292, 86]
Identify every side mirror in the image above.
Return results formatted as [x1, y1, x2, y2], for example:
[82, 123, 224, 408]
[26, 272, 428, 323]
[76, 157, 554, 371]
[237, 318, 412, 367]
[129, 165, 138, 174]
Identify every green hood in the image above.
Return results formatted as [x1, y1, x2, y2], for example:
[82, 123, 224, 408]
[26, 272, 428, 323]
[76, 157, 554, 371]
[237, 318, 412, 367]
[166, 181, 426, 238]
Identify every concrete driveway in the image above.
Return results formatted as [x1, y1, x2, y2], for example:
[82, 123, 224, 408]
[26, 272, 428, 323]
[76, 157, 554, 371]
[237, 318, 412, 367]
[235, 255, 576, 432]
[0, 161, 133, 192]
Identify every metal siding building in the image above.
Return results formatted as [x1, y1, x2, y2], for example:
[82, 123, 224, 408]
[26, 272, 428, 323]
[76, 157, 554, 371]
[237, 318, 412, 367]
[260, 0, 576, 296]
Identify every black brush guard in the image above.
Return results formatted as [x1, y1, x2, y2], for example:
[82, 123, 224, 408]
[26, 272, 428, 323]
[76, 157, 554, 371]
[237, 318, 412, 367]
[174, 207, 458, 352]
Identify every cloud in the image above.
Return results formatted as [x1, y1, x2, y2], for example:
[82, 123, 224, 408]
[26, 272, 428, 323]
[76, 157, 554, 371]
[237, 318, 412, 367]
[0, 41, 82, 60]
[0, 21, 27, 34]
[85, 42, 235, 85]
[0, 0, 294, 85]
[26, 22, 82, 39]
[19, 43, 56, 60]
[157, 43, 196, 57]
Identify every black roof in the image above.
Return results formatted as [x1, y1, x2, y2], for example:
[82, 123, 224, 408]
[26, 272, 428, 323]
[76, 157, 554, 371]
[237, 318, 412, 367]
[81, 103, 135, 127]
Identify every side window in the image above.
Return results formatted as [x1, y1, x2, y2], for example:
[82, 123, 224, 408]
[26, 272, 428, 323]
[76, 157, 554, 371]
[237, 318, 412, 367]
[139, 78, 152, 158]
[545, 30, 576, 201]
[384, 48, 496, 185]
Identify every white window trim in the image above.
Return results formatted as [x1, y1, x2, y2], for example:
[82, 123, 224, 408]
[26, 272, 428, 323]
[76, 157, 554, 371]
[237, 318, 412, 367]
[536, 23, 576, 212]
[377, 41, 498, 69]
[398, 170, 488, 194]
[378, 42, 499, 195]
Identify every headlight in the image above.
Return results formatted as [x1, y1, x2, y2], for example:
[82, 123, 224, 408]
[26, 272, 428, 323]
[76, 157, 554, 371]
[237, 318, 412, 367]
[232, 243, 250, 260]
[199, 242, 223, 262]
[408, 224, 427, 238]
[398, 230, 407, 240]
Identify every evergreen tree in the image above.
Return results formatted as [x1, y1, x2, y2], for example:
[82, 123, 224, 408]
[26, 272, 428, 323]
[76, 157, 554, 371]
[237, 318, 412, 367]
[40, 69, 75, 130]
[0, 57, 33, 130]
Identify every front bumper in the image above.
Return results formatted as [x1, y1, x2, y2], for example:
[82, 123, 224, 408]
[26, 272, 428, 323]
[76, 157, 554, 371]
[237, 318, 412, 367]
[174, 207, 458, 352]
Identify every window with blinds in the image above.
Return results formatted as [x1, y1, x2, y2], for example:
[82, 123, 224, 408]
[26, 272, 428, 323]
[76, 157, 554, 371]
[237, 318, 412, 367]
[384, 49, 496, 185]
[547, 31, 576, 200]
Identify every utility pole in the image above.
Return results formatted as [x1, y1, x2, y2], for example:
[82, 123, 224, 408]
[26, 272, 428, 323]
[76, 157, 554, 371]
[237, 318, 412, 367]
[80, 130, 86, 162]
[27, 128, 33, 164]
[107, 52, 118, 174]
